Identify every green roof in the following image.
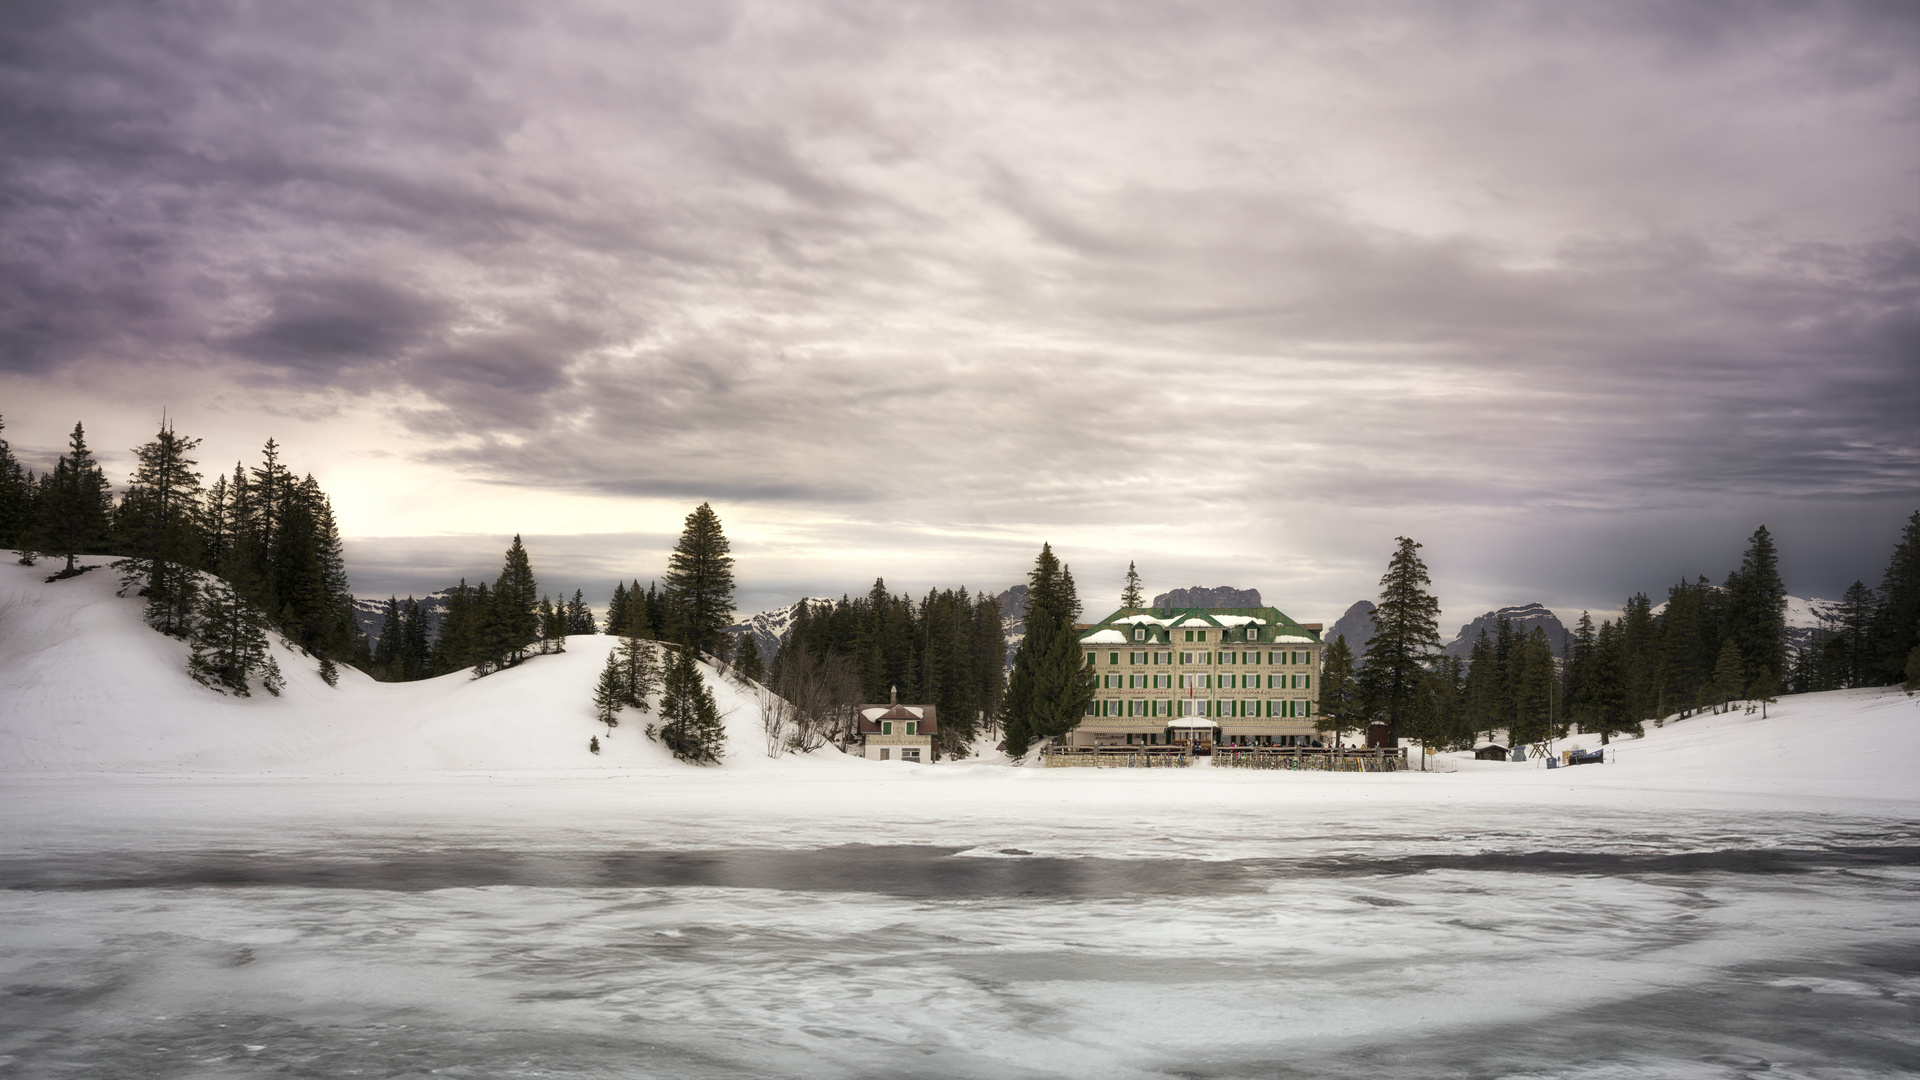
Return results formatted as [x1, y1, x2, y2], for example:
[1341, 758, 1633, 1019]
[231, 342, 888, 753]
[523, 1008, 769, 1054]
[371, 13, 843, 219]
[1078, 606, 1322, 644]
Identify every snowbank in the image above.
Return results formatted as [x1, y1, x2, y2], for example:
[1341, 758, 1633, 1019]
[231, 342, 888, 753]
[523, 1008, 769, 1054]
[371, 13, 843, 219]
[0, 558, 860, 775]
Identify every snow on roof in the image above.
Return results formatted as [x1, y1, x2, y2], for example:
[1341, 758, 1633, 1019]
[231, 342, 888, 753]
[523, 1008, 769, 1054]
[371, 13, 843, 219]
[1211, 615, 1266, 627]
[1174, 615, 1217, 626]
[1272, 634, 1317, 644]
[1113, 614, 1174, 626]
[1081, 629, 1129, 644]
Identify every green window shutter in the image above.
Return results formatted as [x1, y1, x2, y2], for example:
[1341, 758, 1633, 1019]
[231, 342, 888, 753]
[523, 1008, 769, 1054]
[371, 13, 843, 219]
[882, 721, 893, 735]
[906, 721, 916, 735]
[1305, 674, 1312, 690]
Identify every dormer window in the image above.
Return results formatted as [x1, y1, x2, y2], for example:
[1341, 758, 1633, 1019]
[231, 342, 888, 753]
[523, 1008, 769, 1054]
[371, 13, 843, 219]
[1133, 628, 1145, 641]
[1246, 628, 1258, 641]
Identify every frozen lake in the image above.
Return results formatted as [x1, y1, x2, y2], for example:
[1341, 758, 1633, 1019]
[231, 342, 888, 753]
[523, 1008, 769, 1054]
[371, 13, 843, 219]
[3, 789, 1917, 1079]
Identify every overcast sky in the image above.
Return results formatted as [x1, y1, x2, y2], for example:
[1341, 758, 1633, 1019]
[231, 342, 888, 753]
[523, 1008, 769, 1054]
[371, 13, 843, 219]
[2, 0, 1915, 628]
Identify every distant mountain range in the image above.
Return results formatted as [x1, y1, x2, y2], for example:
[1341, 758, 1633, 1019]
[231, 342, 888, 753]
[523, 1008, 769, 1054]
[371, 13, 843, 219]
[723, 598, 835, 662]
[1441, 603, 1569, 658]
[350, 588, 458, 645]
[1151, 586, 1263, 609]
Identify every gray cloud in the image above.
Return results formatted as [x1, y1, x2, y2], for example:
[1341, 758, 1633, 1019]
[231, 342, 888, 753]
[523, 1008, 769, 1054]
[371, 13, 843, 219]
[2, 0, 1915, 620]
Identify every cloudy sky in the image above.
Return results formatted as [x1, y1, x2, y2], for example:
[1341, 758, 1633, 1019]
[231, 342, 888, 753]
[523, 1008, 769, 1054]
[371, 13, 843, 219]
[2, 0, 1915, 627]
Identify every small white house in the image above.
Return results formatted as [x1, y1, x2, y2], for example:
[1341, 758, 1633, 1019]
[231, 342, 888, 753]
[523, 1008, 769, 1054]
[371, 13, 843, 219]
[858, 690, 937, 763]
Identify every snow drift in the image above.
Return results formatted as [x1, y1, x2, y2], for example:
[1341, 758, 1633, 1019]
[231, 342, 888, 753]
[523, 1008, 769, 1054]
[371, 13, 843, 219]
[0, 558, 858, 775]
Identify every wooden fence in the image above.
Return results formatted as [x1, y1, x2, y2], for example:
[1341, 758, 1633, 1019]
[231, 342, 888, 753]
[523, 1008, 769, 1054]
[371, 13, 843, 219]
[1041, 746, 1192, 768]
[1211, 747, 1408, 772]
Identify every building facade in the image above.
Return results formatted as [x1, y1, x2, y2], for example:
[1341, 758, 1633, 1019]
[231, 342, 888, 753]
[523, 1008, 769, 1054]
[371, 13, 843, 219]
[1073, 607, 1324, 748]
[857, 697, 937, 762]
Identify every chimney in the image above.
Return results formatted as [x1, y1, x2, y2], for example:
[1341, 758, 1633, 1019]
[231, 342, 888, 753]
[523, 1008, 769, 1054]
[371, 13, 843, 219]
[890, 685, 897, 706]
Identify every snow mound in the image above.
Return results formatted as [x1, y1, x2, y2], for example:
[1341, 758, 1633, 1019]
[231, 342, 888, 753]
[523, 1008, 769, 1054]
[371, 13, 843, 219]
[0, 559, 863, 775]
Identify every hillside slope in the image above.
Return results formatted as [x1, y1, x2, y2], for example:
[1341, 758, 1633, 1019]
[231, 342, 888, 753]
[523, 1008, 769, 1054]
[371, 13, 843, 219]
[0, 559, 856, 775]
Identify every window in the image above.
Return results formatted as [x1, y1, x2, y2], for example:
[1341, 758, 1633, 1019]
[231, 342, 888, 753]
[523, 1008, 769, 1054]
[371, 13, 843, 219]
[1183, 630, 1193, 642]
[1154, 673, 1170, 689]
[1221, 674, 1236, 689]
[1133, 628, 1145, 641]
[1130, 673, 1146, 689]
[1247, 628, 1258, 640]
[1086, 702, 1098, 716]
[1110, 652, 1120, 665]
[905, 721, 917, 735]
[1181, 651, 1193, 665]
[902, 748, 920, 762]
[880, 748, 891, 760]
[882, 721, 893, 735]
[1196, 630, 1207, 641]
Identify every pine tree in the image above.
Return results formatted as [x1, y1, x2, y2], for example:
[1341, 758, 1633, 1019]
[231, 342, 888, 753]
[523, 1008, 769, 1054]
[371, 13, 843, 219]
[187, 551, 282, 696]
[114, 419, 204, 636]
[566, 589, 595, 635]
[1831, 580, 1876, 688]
[1872, 510, 1920, 686]
[1564, 612, 1597, 732]
[1119, 561, 1144, 610]
[1621, 593, 1657, 723]
[373, 596, 402, 680]
[1357, 537, 1443, 742]
[1711, 638, 1746, 710]
[473, 536, 540, 674]
[34, 422, 113, 576]
[605, 581, 630, 637]
[1723, 525, 1787, 694]
[1000, 543, 1095, 756]
[401, 597, 430, 679]
[626, 581, 652, 640]
[662, 503, 736, 658]
[593, 649, 625, 732]
[735, 632, 764, 684]
[657, 646, 725, 763]
[1508, 626, 1558, 744]
[1313, 634, 1359, 745]
[432, 579, 475, 675]
[318, 655, 340, 687]
[619, 633, 658, 710]
[537, 595, 567, 654]
[1462, 629, 1500, 741]
[0, 415, 32, 551]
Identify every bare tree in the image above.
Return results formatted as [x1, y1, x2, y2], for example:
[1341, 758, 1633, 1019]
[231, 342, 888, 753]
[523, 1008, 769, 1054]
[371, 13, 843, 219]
[772, 642, 862, 752]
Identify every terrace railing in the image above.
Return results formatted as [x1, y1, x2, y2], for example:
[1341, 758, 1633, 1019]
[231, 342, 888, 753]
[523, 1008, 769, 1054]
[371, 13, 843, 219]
[1211, 746, 1407, 772]
[1040, 745, 1192, 768]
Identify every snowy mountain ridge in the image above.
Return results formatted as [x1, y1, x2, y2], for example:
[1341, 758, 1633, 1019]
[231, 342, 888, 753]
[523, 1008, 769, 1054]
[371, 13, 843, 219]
[725, 598, 835, 661]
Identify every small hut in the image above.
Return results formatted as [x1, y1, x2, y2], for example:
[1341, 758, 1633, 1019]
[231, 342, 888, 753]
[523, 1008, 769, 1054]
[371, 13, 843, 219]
[1473, 744, 1510, 761]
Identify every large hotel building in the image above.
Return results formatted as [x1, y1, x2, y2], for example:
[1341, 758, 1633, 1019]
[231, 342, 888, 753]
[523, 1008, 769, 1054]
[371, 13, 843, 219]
[1073, 607, 1325, 747]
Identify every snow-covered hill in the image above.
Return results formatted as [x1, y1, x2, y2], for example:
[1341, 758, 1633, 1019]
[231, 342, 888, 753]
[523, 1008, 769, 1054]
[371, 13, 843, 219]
[0, 559, 857, 775]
